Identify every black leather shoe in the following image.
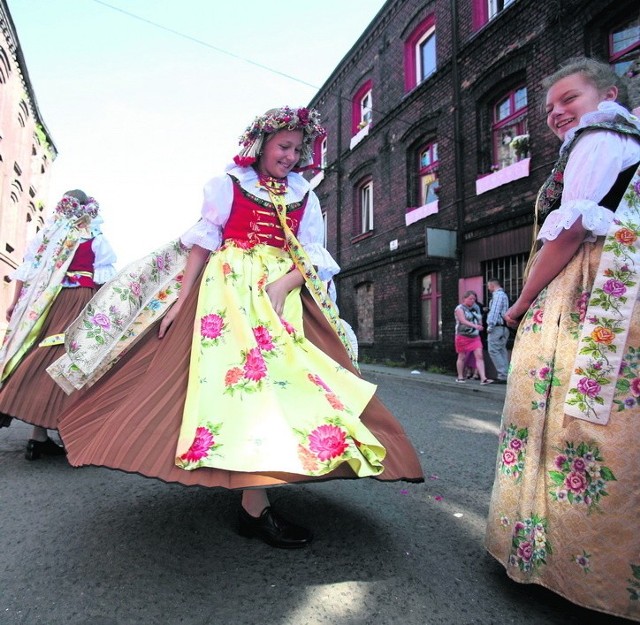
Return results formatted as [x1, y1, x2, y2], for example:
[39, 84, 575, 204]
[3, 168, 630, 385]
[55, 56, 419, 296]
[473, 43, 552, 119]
[25, 437, 66, 460]
[238, 506, 313, 549]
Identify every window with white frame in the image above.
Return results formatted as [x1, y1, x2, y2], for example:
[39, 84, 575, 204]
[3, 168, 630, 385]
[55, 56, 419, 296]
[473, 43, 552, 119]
[488, 0, 515, 21]
[320, 136, 328, 169]
[609, 17, 639, 76]
[360, 90, 372, 128]
[404, 17, 436, 91]
[492, 86, 528, 171]
[416, 27, 436, 84]
[404, 17, 437, 92]
[357, 179, 374, 235]
[418, 141, 439, 205]
[322, 211, 328, 248]
[352, 80, 373, 134]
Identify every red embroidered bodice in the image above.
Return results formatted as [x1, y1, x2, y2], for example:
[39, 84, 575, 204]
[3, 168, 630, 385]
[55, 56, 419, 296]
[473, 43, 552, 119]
[222, 176, 308, 249]
[64, 239, 96, 287]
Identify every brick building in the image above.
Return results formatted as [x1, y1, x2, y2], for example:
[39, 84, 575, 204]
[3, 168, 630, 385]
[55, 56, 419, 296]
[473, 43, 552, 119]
[0, 0, 57, 336]
[307, 0, 639, 370]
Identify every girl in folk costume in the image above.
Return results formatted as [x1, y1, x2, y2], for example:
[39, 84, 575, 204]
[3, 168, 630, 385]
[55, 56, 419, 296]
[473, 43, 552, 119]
[485, 58, 640, 621]
[0, 189, 117, 459]
[55, 107, 424, 549]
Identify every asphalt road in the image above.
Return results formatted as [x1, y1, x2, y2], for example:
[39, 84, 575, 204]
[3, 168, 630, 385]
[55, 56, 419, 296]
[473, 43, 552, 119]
[0, 367, 632, 625]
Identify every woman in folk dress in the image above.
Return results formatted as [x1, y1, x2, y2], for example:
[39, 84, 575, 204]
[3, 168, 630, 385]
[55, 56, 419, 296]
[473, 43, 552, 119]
[485, 58, 640, 621]
[0, 189, 116, 459]
[57, 106, 424, 549]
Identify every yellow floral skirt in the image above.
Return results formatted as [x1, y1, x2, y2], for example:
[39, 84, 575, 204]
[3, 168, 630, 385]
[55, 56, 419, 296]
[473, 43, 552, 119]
[176, 242, 386, 477]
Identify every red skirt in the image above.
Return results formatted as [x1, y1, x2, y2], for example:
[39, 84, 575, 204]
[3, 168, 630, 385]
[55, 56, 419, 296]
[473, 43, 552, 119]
[58, 277, 424, 489]
[455, 334, 482, 354]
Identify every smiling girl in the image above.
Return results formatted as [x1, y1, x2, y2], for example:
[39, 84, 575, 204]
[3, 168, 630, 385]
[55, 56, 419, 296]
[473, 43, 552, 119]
[56, 106, 424, 549]
[485, 58, 640, 621]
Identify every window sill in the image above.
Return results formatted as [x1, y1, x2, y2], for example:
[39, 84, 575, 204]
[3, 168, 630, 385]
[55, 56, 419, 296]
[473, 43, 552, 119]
[405, 200, 439, 226]
[349, 124, 370, 150]
[309, 170, 325, 189]
[475, 158, 530, 195]
[407, 338, 441, 345]
[351, 230, 374, 244]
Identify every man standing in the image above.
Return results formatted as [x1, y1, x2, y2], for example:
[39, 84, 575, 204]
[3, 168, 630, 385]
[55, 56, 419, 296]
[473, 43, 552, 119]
[486, 278, 510, 383]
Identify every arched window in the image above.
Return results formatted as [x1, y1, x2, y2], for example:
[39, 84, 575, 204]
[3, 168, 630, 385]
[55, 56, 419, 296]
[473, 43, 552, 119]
[419, 272, 442, 340]
[354, 177, 374, 236]
[609, 17, 639, 76]
[491, 86, 528, 171]
[351, 80, 373, 135]
[356, 282, 374, 344]
[404, 16, 436, 91]
[418, 141, 439, 206]
[320, 136, 328, 169]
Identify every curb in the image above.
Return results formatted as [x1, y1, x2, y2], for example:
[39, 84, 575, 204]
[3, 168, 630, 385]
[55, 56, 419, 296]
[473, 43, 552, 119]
[359, 363, 507, 398]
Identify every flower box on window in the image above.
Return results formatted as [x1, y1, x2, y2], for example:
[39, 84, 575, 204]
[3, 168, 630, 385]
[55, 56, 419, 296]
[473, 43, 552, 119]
[476, 157, 531, 195]
[349, 123, 370, 150]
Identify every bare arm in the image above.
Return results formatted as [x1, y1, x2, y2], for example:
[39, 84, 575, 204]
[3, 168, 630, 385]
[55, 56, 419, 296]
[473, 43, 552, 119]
[505, 218, 586, 326]
[5, 280, 24, 321]
[158, 244, 210, 338]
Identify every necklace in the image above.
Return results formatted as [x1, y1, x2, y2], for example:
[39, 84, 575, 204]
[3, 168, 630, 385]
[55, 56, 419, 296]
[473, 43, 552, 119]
[257, 173, 288, 195]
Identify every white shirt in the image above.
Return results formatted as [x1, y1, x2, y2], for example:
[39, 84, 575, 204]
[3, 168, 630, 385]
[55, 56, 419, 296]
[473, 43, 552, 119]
[538, 102, 640, 243]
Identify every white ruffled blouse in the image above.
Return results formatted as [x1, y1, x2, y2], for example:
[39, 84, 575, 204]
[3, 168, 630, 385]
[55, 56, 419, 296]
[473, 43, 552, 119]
[538, 102, 640, 243]
[181, 165, 340, 281]
[12, 229, 117, 285]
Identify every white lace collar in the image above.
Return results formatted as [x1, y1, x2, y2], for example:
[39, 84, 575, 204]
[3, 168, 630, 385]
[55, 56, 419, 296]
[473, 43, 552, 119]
[560, 101, 640, 153]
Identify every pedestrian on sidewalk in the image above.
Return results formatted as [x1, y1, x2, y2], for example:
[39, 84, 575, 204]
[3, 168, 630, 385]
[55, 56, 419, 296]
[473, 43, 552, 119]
[486, 278, 510, 383]
[0, 189, 117, 459]
[454, 291, 493, 385]
[485, 57, 640, 622]
[53, 106, 424, 549]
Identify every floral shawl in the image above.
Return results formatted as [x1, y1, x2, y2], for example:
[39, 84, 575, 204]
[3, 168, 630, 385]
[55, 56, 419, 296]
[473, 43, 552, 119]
[556, 116, 640, 423]
[47, 239, 189, 393]
[0, 217, 88, 384]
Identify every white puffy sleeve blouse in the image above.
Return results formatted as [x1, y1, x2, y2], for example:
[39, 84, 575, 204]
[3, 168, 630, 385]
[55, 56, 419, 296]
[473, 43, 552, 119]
[180, 166, 340, 281]
[538, 103, 640, 243]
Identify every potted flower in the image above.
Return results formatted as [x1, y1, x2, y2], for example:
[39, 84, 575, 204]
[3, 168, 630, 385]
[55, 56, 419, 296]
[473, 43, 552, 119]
[510, 134, 530, 159]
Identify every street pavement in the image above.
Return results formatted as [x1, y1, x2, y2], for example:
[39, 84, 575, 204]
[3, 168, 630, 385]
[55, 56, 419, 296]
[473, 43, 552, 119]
[0, 366, 633, 625]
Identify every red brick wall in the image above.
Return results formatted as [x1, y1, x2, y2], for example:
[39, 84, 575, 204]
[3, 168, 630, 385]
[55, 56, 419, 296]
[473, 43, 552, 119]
[310, 0, 636, 369]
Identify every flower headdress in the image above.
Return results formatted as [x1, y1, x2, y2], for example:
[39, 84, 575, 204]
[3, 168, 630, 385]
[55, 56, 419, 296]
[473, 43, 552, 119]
[234, 106, 325, 171]
[55, 194, 100, 221]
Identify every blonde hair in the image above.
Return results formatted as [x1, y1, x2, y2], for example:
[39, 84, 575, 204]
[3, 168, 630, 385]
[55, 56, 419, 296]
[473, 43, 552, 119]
[542, 57, 630, 108]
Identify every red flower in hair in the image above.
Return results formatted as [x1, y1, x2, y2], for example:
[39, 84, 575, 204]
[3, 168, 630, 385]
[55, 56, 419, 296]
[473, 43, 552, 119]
[234, 155, 257, 167]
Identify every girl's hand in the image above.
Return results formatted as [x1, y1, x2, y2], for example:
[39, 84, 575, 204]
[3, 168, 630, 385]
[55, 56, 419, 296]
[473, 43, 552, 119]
[158, 302, 182, 338]
[504, 300, 530, 329]
[5, 303, 15, 322]
[265, 278, 290, 317]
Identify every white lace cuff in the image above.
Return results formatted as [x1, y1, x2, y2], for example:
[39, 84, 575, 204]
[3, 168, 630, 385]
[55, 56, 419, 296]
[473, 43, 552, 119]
[304, 243, 340, 281]
[538, 200, 614, 243]
[180, 219, 222, 251]
[93, 265, 117, 284]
